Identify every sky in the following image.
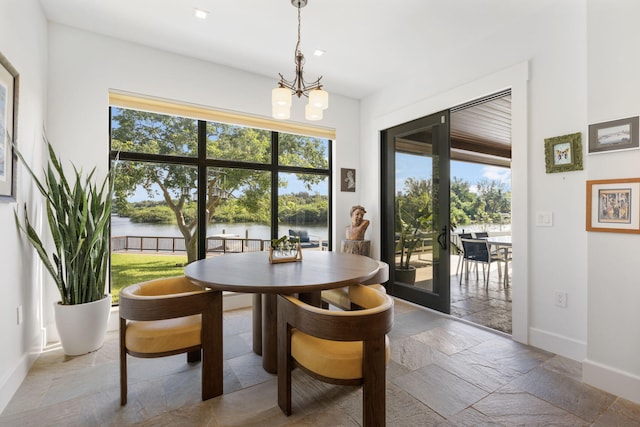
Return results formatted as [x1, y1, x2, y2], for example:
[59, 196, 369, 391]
[128, 154, 511, 202]
[129, 159, 510, 202]
[453, 160, 512, 193]
[281, 157, 513, 197]
[396, 153, 511, 194]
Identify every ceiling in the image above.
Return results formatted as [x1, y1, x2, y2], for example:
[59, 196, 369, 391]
[38, 0, 525, 159]
[450, 93, 512, 166]
[398, 92, 512, 167]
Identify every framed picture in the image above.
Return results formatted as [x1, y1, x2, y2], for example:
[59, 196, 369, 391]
[0, 51, 18, 201]
[588, 116, 639, 154]
[544, 132, 583, 173]
[341, 168, 356, 192]
[586, 178, 640, 233]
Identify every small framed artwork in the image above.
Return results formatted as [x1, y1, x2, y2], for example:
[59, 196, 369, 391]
[341, 168, 356, 192]
[588, 116, 639, 154]
[544, 132, 583, 173]
[586, 178, 640, 234]
[0, 51, 18, 201]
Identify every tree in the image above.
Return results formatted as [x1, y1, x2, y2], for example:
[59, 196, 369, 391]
[395, 178, 433, 269]
[111, 108, 328, 263]
[473, 179, 511, 226]
[398, 178, 433, 223]
[450, 177, 474, 225]
[449, 177, 511, 228]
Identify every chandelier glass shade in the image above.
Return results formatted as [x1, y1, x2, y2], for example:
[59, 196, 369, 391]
[272, 0, 328, 121]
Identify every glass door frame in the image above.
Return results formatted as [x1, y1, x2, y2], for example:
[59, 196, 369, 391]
[380, 110, 451, 314]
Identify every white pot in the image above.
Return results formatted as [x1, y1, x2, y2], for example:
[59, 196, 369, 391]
[53, 295, 111, 356]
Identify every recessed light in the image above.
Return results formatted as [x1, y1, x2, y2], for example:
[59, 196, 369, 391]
[313, 49, 326, 57]
[194, 9, 209, 19]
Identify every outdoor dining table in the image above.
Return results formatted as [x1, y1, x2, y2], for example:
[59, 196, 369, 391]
[486, 235, 512, 286]
[184, 250, 380, 396]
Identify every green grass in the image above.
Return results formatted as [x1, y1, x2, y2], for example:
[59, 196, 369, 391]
[110, 253, 188, 304]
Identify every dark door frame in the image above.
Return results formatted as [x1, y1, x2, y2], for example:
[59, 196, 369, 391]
[380, 110, 451, 314]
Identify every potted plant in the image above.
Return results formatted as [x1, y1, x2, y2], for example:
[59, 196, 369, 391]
[14, 135, 115, 356]
[395, 200, 432, 285]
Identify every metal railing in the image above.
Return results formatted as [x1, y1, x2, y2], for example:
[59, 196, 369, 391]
[111, 235, 268, 254]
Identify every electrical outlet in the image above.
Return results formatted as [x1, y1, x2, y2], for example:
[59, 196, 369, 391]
[17, 305, 23, 325]
[554, 291, 567, 308]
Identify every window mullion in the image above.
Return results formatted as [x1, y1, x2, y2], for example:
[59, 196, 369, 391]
[271, 131, 279, 241]
[197, 120, 207, 260]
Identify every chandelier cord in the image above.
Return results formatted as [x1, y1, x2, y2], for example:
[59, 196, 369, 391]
[294, 3, 305, 95]
[295, 4, 302, 59]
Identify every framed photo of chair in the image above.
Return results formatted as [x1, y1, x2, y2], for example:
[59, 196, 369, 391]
[544, 132, 583, 173]
[586, 178, 640, 233]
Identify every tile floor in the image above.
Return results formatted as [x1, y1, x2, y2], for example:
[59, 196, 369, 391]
[412, 254, 512, 334]
[2, 299, 639, 426]
[451, 256, 512, 334]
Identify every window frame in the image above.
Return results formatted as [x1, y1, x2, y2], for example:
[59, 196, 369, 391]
[108, 107, 333, 264]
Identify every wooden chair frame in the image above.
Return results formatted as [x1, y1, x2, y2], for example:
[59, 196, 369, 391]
[119, 277, 221, 405]
[277, 285, 393, 426]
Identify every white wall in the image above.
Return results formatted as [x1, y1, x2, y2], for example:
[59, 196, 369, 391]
[361, 0, 640, 403]
[363, 0, 588, 348]
[583, 0, 640, 404]
[361, 0, 637, 404]
[0, 0, 48, 413]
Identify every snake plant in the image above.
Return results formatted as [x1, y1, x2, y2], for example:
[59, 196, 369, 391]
[14, 135, 115, 305]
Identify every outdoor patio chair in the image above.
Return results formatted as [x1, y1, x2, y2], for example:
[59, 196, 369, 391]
[454, 233, 473, 276]
[459, 238, 502, 287]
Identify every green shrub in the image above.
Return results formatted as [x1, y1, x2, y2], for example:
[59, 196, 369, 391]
[129, 205, 175, 223]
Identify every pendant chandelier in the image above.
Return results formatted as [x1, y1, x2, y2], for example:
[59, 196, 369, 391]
[272, 0, 328, 121]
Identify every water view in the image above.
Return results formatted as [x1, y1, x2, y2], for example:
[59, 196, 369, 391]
[111, 216, 328, 242]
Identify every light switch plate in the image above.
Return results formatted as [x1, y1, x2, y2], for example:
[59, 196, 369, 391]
[536, 211, 553, 227]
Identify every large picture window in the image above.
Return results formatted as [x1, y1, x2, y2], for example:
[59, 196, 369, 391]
[109, 106, 331, 303]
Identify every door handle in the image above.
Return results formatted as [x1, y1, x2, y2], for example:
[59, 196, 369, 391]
[437, 226, 448, 250]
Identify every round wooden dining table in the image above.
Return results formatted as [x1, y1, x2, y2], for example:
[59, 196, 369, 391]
[184, 250, 380, 394]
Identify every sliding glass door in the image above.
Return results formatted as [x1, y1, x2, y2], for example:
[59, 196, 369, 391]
[381, 111, 451, 313]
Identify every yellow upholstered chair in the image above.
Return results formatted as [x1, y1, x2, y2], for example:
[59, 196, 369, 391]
[321, 260, 389, 310]
[119, 276, 219, 405]
[278, 284, 394, 426]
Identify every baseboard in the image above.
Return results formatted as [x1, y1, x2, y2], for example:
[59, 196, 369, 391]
[513, 328, 640, 404]
[583, 358, 640, 404]
[106, 306, 120, 333]
[0, 356, 28, 414]
[0, 334, 42, 414]
[528, 327, 587, 361]
[222, 292, 253, 311]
